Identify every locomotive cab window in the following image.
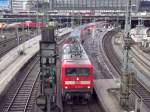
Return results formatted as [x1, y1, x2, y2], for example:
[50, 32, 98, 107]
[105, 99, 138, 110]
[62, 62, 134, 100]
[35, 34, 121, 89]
[65, 68, 90, 76]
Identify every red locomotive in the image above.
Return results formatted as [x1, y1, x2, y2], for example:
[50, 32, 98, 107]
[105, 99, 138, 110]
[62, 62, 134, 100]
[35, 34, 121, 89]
[61, 43, 94, 103]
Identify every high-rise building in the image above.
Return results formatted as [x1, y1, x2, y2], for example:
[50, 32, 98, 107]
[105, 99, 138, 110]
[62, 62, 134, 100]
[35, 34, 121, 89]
[12, 0, 32, 13]
[0, 0, 11, 11]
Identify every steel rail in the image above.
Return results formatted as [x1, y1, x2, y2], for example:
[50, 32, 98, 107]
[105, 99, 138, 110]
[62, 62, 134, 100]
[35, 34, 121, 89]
[5, 57, 39, 112]
[102, 30, 150, 109]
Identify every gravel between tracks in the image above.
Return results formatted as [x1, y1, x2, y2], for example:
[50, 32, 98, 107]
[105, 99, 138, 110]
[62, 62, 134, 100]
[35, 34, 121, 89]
[103, 31, 150, 110]
[0, 55, 40, 112]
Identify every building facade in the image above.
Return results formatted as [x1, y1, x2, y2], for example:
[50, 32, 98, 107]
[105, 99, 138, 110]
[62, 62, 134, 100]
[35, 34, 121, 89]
[12, 0, 33, 13]
[11, 0, 147, 13]
[51, 0, 141, 12]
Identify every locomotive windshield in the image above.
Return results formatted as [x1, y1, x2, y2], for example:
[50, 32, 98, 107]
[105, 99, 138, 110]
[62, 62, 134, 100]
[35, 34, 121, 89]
[65, 68, 89, 76]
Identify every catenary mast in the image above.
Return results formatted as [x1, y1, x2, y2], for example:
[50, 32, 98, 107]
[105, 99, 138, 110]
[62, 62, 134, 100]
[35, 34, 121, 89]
[120, 0, 133, 111]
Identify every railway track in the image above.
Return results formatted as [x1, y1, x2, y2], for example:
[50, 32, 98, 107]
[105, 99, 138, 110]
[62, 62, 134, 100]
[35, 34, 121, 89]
[133, 80, 150, 109]
[102, 31, 150, 109]
[0, 28, 71, 112]
[102, 31, 122, 75]
[0, 31, 36, 58]
[0, 37, 18, 57]
[131, 46, 150, 72]
[133, 46, 150, 61]
[63, 93, 104, 112]
[83, 31, 113, 79]
[0, 55, 40, 112]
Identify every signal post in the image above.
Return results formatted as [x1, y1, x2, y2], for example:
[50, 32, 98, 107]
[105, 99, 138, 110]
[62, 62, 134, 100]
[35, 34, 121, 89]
[36, 26, 60, 112]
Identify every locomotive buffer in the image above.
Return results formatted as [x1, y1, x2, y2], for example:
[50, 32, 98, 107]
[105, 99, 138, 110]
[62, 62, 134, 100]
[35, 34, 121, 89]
[36, 27, 60, 112]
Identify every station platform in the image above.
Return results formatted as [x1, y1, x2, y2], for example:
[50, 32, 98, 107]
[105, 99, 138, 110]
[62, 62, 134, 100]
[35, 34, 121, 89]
[0, 35, 41, 100]
[94, 78, 149, 112]
[94, 79, 121, 112]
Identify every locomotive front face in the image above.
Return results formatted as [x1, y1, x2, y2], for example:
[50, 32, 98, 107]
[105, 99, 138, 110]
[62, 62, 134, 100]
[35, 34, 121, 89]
[61, 65, 94, 99]
[65, 67, 91, 85]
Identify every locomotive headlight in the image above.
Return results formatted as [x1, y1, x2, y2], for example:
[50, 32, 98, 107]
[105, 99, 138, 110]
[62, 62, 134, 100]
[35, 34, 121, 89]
[76, 77, 79, 81]
[87, 86, 90, 89]
[65, 86, 68, 89]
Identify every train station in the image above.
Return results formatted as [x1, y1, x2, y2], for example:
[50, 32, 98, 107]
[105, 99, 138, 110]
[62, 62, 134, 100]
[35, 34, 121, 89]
[0, 0, 150, 112]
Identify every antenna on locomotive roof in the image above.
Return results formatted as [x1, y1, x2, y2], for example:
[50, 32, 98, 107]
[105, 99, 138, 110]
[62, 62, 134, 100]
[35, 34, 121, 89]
[70, 40, 83, 58]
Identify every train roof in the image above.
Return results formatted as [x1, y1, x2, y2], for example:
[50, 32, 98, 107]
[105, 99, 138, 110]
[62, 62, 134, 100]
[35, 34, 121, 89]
[67, 22, 97, 41]
[62, 44, 92, 66]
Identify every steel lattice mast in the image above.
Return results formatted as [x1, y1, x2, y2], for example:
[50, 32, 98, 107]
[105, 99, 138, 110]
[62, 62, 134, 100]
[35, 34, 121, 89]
[120, 0, 133, 111]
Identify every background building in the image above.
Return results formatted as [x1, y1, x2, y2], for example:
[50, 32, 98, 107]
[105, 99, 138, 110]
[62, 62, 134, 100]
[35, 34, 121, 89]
[0, 0, 11, 17]
[0, 0, 11, 10]
[12, 0, 34, 13]
[10, 0, 150, 13]
[51, 0, 139, 11]
[139, 0, 150, 12]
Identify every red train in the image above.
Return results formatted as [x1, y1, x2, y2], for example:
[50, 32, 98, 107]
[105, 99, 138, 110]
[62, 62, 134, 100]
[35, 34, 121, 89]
[5, 21, 46, 30]
[61, 43, 94, 103]
[80, 24, 96, 39]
